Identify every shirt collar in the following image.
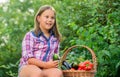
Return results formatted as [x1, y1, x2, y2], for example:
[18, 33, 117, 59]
[31, 30, 54, 38]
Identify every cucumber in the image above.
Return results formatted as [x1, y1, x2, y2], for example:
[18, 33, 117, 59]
[53, 54, 59, 60]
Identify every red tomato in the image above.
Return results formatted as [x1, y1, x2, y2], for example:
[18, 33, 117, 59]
[84, 66, 92, 71]
[78, 67, 84, 70]
[78, 60, 93, 71]
[84, 60, 91, 65]
[89, 62, 93, 68]
[78, 62, 86, 70]
[84, 60, 93, 71]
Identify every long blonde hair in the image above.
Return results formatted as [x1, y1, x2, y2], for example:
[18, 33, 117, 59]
[34, 5, 61, 41]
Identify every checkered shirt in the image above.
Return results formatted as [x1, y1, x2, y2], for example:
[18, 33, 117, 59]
[19, 31, 59, 67]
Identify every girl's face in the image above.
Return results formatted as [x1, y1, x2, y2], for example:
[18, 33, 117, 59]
[37, 9, 55, 32]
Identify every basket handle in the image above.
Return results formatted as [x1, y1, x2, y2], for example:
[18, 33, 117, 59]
[60, 45, 97, 72]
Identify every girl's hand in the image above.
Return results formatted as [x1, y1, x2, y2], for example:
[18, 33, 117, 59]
[44, 60, 58, 69]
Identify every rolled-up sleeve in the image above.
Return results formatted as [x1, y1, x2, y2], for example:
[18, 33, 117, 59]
[22, 32, 34, 61]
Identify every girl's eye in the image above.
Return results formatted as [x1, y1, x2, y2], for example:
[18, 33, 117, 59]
[51, 17, 55, 19]
[45, 16, 49, 18]
[45, 16, 55, 20]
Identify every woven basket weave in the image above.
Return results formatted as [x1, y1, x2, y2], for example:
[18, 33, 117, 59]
[60, 45, 97, 77]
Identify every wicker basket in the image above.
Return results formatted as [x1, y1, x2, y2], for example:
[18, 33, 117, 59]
[60, 45, 97, 77]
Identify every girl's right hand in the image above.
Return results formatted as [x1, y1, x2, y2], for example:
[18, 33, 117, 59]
[44, 60, 58, 69]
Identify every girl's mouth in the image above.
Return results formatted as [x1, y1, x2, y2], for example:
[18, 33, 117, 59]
[46, 23, 52, 26]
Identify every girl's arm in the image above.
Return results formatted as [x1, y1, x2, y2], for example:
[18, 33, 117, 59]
[28, 58, 58, 69]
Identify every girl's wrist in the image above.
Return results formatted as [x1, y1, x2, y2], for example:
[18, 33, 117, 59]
[42, 61, 47, 69]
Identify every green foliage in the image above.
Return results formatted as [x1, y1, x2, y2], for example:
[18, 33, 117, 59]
[0, 60, 19, 77]
[0, 0, 120, 77]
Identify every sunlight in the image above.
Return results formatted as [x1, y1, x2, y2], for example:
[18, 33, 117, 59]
[0, 0, 9, 4]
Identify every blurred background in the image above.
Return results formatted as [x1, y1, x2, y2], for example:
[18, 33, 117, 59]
[0, 0, 120, 77]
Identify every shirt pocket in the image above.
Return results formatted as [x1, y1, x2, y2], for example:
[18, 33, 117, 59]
[33, 39, 45, 51]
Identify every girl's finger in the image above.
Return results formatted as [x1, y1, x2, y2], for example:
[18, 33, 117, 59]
[54, 60, 59, 63]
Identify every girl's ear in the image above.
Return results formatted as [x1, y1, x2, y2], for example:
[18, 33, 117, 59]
[37, 15, 40, 23]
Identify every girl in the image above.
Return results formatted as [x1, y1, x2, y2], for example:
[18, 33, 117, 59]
[18, 5, 63, 77]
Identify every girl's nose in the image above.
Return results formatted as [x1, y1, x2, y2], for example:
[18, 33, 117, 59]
[48, 18, 52, 22]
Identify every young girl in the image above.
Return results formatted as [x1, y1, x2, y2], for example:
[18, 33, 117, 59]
[18, 5, 63, 77]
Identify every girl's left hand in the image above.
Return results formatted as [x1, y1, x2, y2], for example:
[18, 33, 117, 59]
[44, 60, 58, 69]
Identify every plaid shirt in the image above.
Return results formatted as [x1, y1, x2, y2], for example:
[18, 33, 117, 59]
[19, 31, 59, 67]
